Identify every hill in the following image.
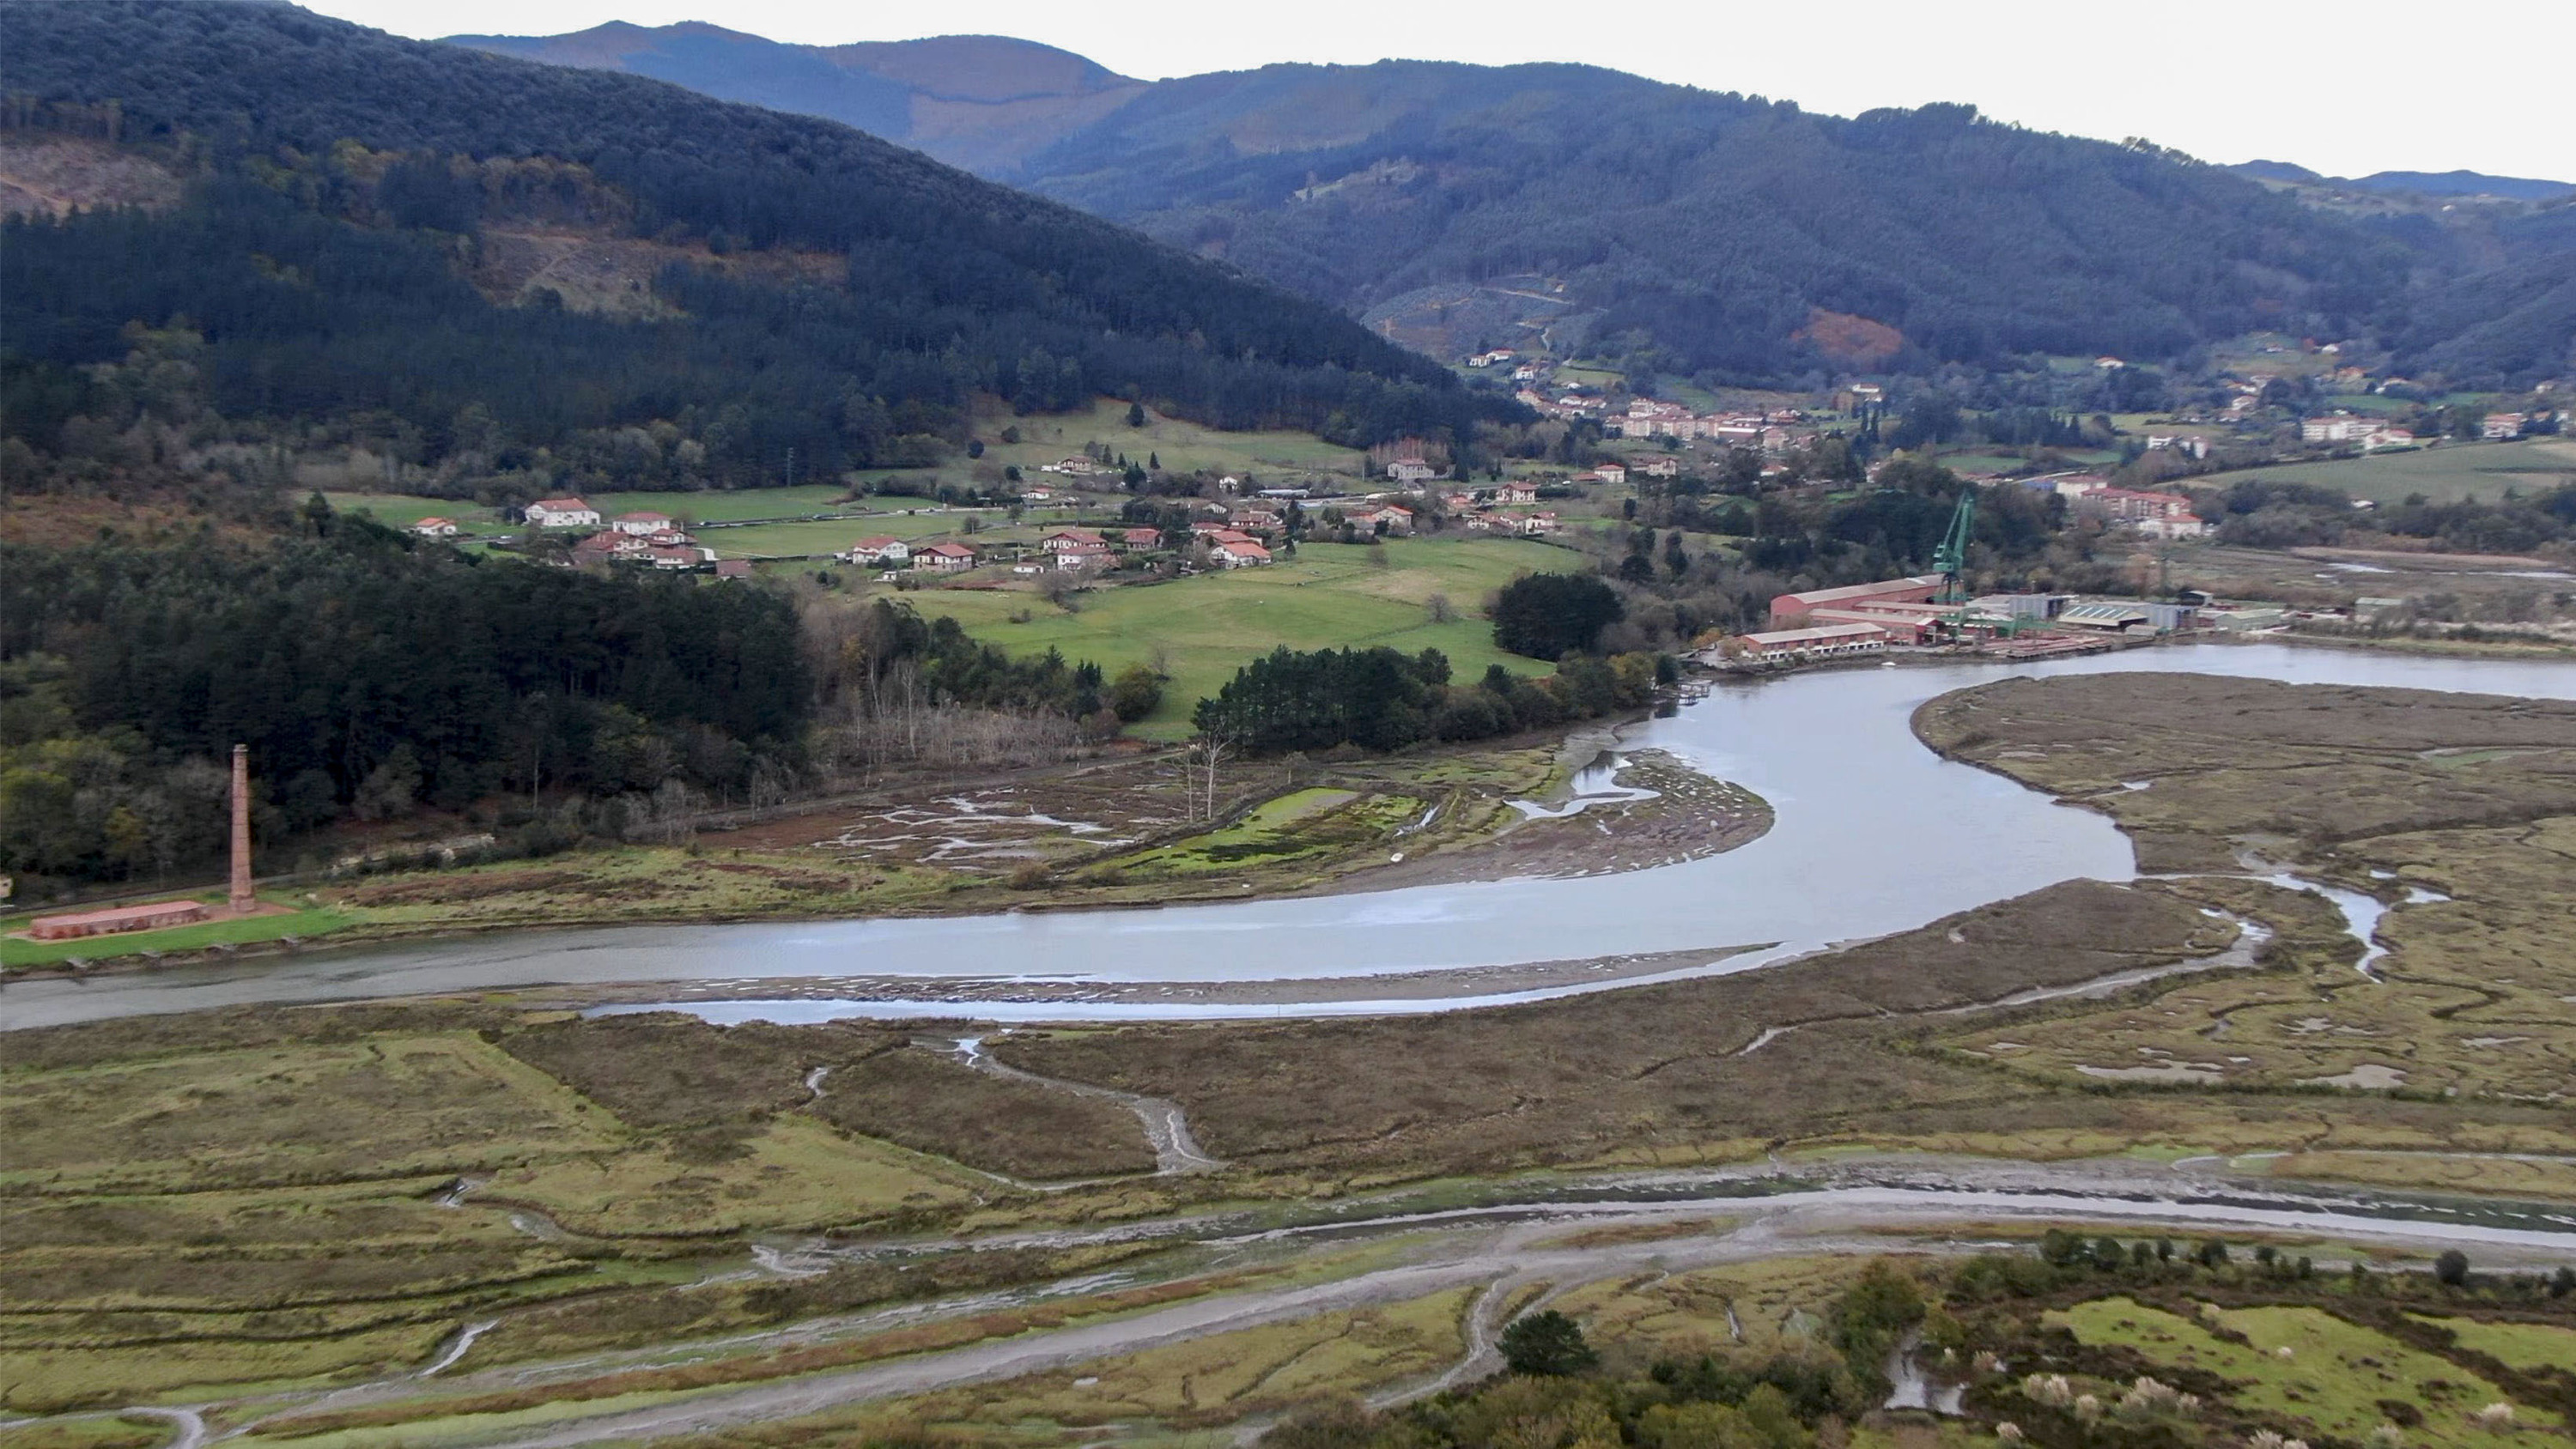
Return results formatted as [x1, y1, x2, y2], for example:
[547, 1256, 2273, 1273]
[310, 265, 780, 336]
[0, 1, 1503, 490]
[452, 23, 1146, 173]
[446, 21, 2573, 387]
[2349, 168, 2575, 202]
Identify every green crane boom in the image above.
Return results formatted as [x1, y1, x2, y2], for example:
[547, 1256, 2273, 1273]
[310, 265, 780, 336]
[1933, 488, 1975, 605]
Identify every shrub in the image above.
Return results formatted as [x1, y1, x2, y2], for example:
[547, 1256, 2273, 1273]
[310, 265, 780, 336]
[1498, 1310, 1598, 1376]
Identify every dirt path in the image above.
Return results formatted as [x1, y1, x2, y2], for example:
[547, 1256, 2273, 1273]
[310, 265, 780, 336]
[449, 1161, 2576, 1448]
[950, 1035, 1222, 1174]
[67, 1154, 2576, 1449]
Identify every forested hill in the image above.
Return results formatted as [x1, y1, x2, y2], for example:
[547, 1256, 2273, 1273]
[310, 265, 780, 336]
[447, 20, 2574, 388]
[995, 64, 2426, 382]
[0, 1, 1503, 486]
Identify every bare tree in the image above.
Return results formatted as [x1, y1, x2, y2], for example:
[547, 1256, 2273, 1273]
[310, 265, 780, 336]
[1185, 735, 1235, 822]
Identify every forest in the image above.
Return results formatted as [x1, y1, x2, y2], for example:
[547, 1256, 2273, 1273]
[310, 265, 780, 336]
[1194, 642, 1663, 756]
[0, 513, 809, 883]
[0, 2, 1515, 485]
[998, 66, 2568, 388]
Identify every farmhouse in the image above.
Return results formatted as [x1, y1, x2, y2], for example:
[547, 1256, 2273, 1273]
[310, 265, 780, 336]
[1121, 528, 1163, 549]
[410, 517, 459, 537]
[1211, 538, 1273, 568]
[612, 511, 674, 536]
[2483, 412, 2527, 440]
[1347, 505, 1414, 533]
[524, 497, 600, 528]
[1498, 482, 1540, 505]
[1040, 528, 1106, 554]
[1592, 463, 1627, 486]
[842, 537, 911, 566]
[913, 542, 979, 572]
[1385, 459, 1440, 486]
[1054, 540, 1114, 570]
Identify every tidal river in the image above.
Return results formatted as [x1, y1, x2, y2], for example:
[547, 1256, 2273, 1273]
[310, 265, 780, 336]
[9, 642, 2576, 1031]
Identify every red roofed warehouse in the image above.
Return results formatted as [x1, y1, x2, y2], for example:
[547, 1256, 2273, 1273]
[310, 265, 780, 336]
[1769, 574, 1944, 628]
[26, 899, 211, 941]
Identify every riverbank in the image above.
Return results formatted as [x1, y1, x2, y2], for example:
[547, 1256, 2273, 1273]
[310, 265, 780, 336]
[0, 734, 1773, 981]
[12, 661, 2576, 1444]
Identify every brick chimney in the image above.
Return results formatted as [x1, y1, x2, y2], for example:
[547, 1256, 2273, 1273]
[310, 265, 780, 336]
[229, 743, 254, 914]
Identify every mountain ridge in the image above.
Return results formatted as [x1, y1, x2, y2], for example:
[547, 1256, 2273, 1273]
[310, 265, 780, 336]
[440, 19, 2573, 386]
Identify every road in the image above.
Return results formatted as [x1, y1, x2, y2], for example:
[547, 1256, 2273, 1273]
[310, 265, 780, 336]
[137, 1154, 2573, 1449]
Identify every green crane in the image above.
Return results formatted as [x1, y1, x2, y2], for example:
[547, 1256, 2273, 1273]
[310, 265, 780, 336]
[1932, 488, 1976, 605]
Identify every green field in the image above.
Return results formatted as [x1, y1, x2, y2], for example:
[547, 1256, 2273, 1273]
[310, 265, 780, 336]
[327, 485, 870, 537]
[2, 894, 352, 969]
[585, 485, 855, 523]
[2196, 437, 2576, 504]
[893, 537, 1564, 737]
[703, 515, 969, 559]
[843, 398, 1367, 494]
[2050, 1297, 2524, 1448]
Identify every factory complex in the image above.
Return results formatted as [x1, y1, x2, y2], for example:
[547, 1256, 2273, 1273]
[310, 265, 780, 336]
[1706, 573, 2268, 667]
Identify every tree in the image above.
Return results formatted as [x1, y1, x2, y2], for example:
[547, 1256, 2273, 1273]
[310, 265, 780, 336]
[1498, 1311, 1597, 1376]
[1126, 401, 1147, 427]
[1492, 573, 1625, 660]
[2435, 1250, 2470, 1287]
[1106, 664, 1163, 722]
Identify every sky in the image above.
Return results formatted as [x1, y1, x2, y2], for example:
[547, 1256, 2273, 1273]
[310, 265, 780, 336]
[310, 0, 2574, 182]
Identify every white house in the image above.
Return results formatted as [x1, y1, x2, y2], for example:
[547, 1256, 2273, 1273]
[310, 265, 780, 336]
[612, 510, 674, 537]
[841, 536, 911, 566]
[410, 517, 459, 537]
[1385, 459, 1440, 486]
[1211, 538, 1273, 568]
[524, 497, 600, 528]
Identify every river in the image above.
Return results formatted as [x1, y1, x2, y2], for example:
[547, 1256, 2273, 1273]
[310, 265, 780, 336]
[8, 642, 2574, 1031]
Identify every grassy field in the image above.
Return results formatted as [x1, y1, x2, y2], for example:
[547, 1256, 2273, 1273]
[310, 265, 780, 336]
[2050, 1297, 2523, 1448]
[844, 398, 1366, 495]
[894, 537, 1564, 736]
[325, 485, 872, 538]
[585, 485, 854, 522]
[2193, 437, 2576, 503]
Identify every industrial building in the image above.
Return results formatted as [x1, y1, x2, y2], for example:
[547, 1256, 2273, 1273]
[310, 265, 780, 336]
[24, 899, 211, 941]
[22, 744, 258, 944]
[1769, 575, 1945, 628]
[1735, 623, 1891, 660]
